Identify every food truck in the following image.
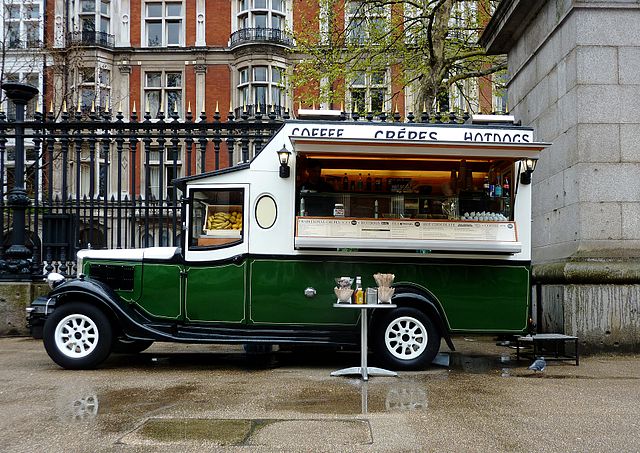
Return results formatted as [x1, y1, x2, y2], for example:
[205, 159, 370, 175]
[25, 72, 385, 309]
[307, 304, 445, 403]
[29, 113, 549, 370]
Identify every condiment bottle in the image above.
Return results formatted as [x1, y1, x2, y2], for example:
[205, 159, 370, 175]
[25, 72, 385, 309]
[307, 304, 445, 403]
[353, 276, 364, 305]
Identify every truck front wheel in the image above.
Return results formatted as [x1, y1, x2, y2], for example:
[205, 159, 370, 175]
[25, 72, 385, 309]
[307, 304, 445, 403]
[43, 302, 113, 369]
[373, 307, 440, 370]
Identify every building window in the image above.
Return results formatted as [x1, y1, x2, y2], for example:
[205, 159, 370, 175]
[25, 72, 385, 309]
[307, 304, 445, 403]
[144, 71, 182, 117]
[236, 0, 285, 31]
[70, 145, 108, 198]
[492, 72, 508, 113]
[346, 1, 386, 45]
[145, 1, 184, 47]
[3, 73, 39, 120]
[78, 0, 111, 33]
[349, 70, 387, 114]
[147, 146, 183, 201]
[236, 65, 284, 112]
[5, 147, 37, 198]
[4, 1, 42, 48]
[77, 67, 111, 111]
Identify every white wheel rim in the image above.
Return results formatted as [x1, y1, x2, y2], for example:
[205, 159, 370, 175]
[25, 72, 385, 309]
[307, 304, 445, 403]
[54, 314, 100, 359]
[385, 316, 428, 360]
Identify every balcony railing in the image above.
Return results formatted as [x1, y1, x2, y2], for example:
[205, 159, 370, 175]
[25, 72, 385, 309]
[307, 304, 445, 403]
[67, 30, 115, 48]
[233, 104, 289, 119]
[229, 28, 294, 48]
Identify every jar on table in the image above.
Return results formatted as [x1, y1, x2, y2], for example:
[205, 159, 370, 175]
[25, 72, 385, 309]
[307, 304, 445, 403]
[333, 203, 345, 217]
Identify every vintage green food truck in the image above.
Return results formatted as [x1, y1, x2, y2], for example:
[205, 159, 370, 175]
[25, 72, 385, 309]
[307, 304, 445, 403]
[29, 114, 548, 369]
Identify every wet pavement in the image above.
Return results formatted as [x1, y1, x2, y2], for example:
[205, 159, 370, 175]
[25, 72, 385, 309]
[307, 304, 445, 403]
[0, 337, 639, 452]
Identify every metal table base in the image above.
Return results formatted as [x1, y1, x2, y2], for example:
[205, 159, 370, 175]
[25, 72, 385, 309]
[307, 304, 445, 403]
[331, 303, 398, 381]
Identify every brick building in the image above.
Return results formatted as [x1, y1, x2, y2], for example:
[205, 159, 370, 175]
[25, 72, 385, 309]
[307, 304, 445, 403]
[2, 0, 503, 210]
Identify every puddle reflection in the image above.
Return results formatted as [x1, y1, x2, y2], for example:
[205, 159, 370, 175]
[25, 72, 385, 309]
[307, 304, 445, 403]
[355, 380, 429, 414]
[59, 394, 99, 421]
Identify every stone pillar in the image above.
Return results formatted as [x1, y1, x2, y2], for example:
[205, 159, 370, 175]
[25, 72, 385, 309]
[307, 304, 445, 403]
[481, 1, 640, 351]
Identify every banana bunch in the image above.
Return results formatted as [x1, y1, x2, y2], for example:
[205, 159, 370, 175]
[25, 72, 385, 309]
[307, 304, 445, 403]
[206, 211, 243, 230]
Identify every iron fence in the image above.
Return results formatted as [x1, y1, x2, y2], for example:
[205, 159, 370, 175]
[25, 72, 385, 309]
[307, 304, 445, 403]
[0, 105, 285, 279]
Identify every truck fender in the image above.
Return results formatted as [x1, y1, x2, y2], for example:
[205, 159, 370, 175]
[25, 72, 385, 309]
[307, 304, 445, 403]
[48, 278, 153, 340]
[380, 284, 456, 352]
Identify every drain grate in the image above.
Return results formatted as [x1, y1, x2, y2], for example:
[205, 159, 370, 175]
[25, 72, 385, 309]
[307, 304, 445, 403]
[120, 418, 372, 447]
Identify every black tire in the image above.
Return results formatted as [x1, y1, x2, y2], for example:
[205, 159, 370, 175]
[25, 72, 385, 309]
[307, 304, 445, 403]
[43, 302, 113, 370]
[373, 307, 441, 371]
[112, 338, 154, 354]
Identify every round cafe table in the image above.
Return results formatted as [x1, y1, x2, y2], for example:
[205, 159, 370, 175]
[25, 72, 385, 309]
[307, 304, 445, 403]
[331, 302, 398, 381]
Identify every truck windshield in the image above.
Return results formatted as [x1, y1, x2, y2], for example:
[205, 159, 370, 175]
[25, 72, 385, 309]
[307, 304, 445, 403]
[189, 189, 245, 249]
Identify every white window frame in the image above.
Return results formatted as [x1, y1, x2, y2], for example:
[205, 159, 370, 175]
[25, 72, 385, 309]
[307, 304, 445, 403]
[77, 0, 111, 34]
[143, 70, 183, 118]
[143, 0, 185, 47]
[345, 0, 388, 45]
[236, 64, 285, 111]
[347, 70, 388, 114]
[235, 0, 285, 32]
[77, 66, 111, 111]
[146, 145, 184, 201]
[3, 0, 43, 48]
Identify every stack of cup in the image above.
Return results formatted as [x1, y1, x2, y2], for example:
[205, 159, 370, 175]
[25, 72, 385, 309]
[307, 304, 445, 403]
[374, 273, 395, 303]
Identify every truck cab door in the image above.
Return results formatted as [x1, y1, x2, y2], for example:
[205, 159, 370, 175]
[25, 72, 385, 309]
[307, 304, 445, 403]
[183, 185, 249, 323]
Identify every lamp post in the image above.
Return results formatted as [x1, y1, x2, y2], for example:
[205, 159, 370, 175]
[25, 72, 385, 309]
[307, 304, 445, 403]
[1, 82, 39, 278]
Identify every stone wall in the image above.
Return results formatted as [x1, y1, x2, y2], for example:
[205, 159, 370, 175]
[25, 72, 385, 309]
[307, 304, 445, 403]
[0, 282, 48, 336]
[484, 1, 640, 349]
[540, 283, 640, 352]
[507, 2, 640, 263]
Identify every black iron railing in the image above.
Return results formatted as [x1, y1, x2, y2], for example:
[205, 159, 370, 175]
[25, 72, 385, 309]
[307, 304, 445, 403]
[229, 28, 295, 48]
[67, 30, 115, 48]
[0, 105, 286, 279]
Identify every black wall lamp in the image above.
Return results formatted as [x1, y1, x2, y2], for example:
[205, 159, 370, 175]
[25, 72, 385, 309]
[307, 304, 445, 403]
[277, 146, 291, 178]
[520, 158, 538, 185]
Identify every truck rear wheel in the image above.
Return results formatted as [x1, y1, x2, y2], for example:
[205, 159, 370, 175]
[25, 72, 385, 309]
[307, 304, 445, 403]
[373, 307, 440, 370]
[43, 302, 113, 369]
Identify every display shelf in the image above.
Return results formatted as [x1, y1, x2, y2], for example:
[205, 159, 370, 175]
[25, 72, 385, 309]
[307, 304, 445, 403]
[298, 191, 513, 221]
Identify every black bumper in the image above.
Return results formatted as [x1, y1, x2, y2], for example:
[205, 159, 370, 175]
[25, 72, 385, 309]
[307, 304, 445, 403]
[26, 295, 55, 339]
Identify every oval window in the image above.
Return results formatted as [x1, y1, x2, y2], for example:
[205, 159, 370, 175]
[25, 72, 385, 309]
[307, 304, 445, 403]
[255, 195, 277, 229]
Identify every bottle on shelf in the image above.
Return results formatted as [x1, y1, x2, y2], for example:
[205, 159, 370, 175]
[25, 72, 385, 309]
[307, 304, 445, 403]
[374, 177, 382, 191]
[503, 177, 510, 196]
[350, 180, 355, 191]
[357, 173, 363, 191]
[342, 173, 349, 191]
[458, 160, 467, 191]
[353, 276, 364, 305]
[374, 199, 379, 218]
[449, 170, 458, 193]
[299, 197, 306, 216]
[483, 176, 490, 196]
[366, 173, 372, 191]
[495, 175, 503, 197]
[488, 167, 495, 198]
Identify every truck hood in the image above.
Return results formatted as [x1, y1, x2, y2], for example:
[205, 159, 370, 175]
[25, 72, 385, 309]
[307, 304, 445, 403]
[77, 247, 179, 262]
